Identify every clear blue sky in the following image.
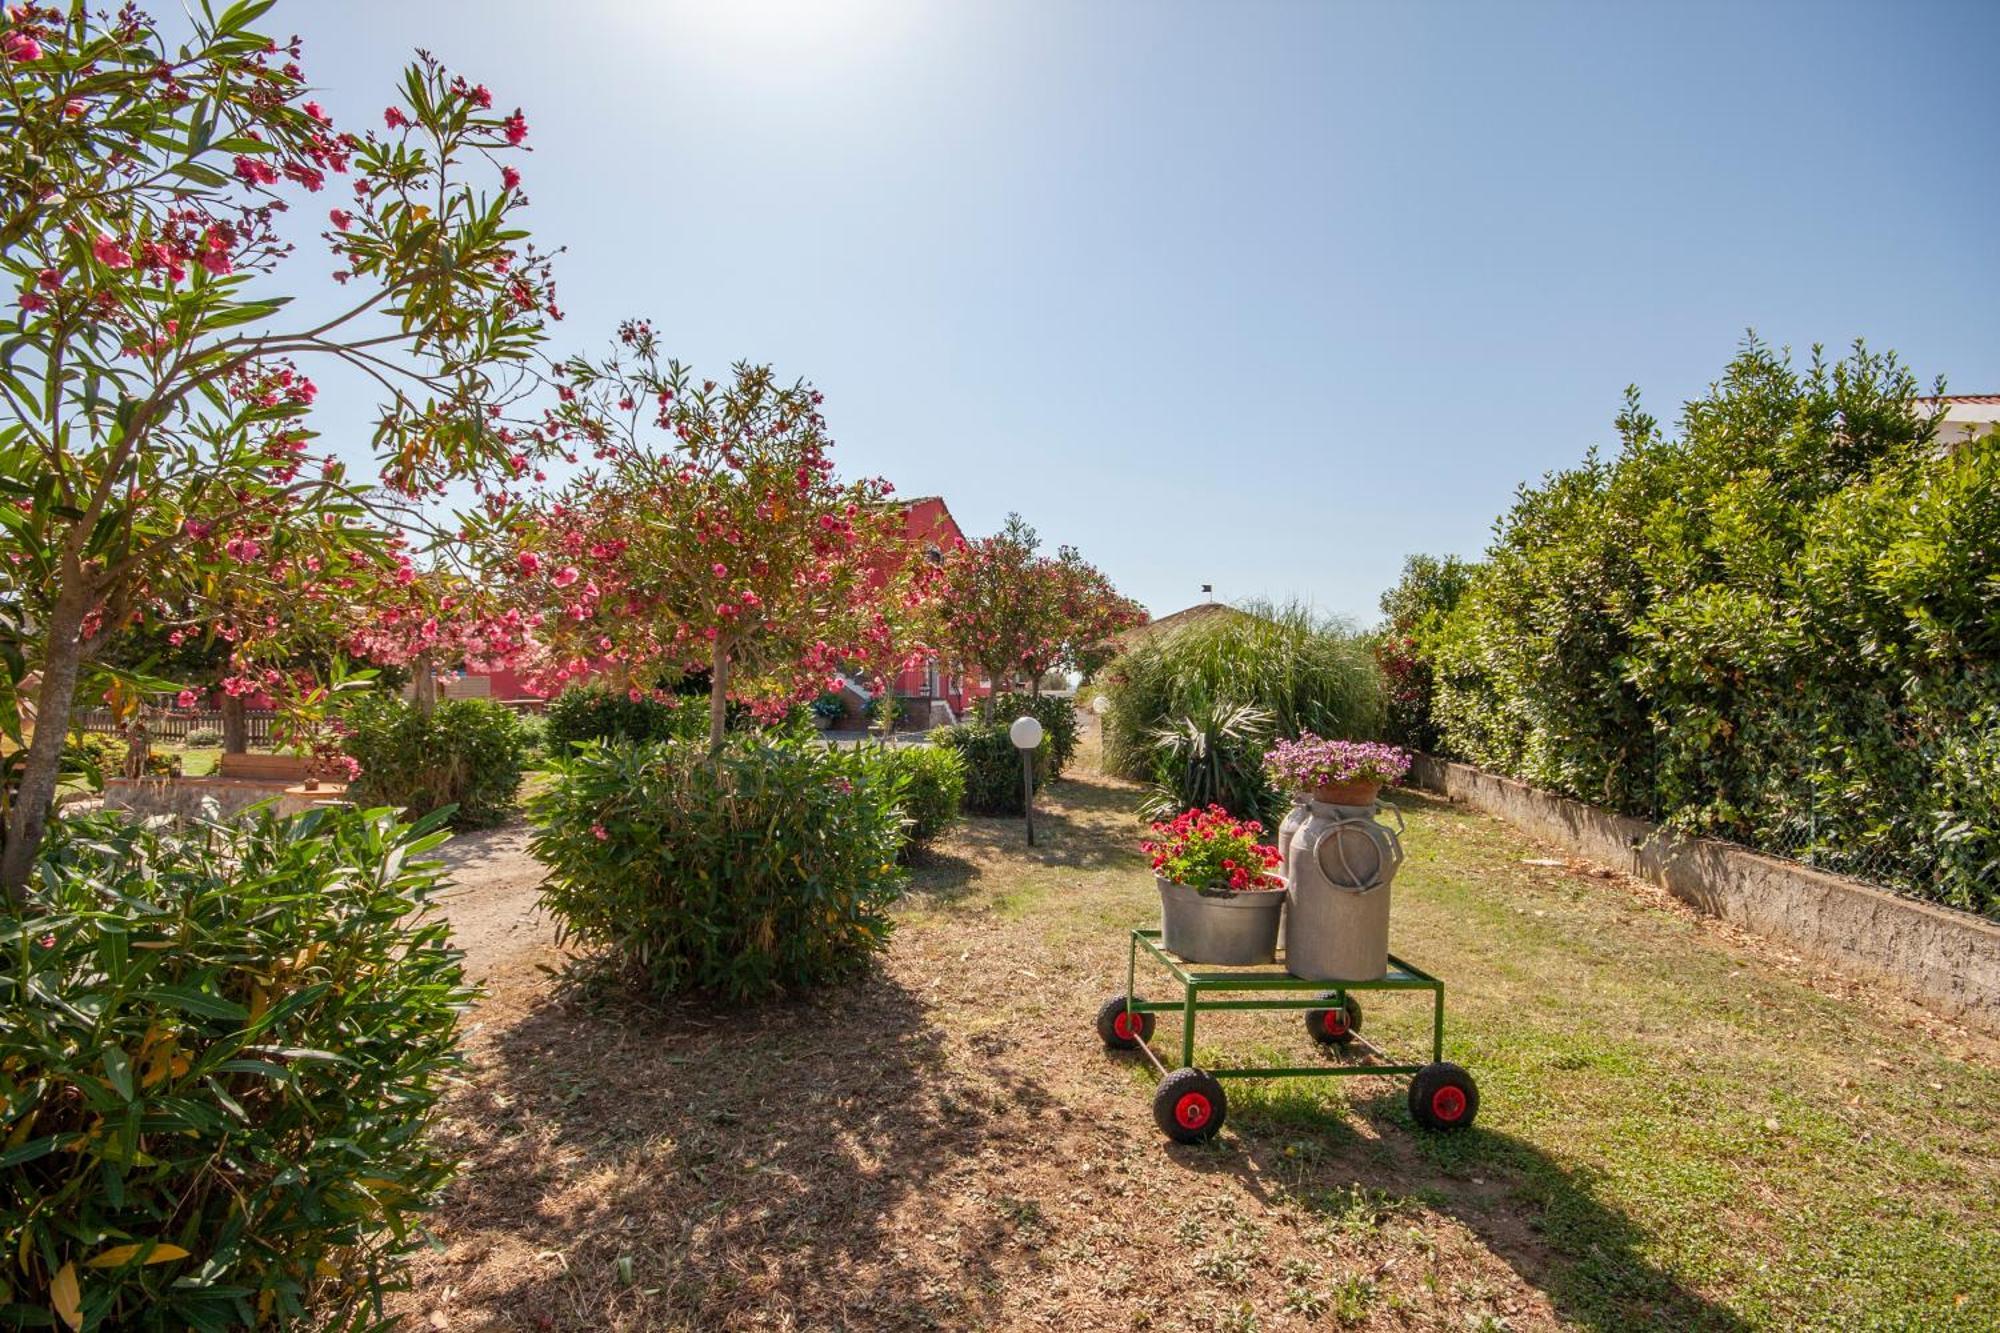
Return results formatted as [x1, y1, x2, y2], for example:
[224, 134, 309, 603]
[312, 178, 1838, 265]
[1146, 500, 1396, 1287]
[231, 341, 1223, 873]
[271, 0, 1999, 623]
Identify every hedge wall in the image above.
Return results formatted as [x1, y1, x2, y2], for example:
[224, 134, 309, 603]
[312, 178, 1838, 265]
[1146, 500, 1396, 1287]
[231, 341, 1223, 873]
[1385, 340, 1999, 916]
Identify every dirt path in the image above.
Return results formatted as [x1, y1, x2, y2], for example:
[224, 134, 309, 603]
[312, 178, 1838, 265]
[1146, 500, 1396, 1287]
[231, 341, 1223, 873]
[395, 770, 2000, 1333]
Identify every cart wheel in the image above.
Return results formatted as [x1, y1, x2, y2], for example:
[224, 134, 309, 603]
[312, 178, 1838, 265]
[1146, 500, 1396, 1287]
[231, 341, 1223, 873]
[1408, 1062, 1479, 1131]
[1096, 995, 1156, 1050]
[1305, 993, 1363, 1046]
[1154, 1067, 1227, 1144]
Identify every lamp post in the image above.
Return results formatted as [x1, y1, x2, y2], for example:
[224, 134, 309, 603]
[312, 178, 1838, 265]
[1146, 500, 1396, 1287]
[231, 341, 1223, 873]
[1010, 714, 1044, 846]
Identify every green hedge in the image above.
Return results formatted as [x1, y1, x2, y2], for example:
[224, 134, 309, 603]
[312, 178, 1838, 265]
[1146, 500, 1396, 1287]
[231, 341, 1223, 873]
[532, 739, 906, 1000]
[990, 693, 1079, 780]
[1393, 340, 2000, 916]
[932, 722, 1042, 816]
[0, 808, 471, 1327]
[542, 682, 701, 753]
[862, 743, 966, 858]
[342, 695, 529, 829]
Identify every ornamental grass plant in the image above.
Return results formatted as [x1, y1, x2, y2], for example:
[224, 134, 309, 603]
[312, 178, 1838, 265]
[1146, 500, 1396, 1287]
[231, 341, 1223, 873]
[1100, 600, 1385, 782]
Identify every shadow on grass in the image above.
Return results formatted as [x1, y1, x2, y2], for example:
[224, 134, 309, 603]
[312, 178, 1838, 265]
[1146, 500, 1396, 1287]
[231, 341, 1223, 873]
[1142, 1068, 1751, 1332]
[434, 968, 1054, 1329]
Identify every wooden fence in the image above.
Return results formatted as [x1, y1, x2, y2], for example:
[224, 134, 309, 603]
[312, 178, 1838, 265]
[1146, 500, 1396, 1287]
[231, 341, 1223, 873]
[68, 708, 276, 747]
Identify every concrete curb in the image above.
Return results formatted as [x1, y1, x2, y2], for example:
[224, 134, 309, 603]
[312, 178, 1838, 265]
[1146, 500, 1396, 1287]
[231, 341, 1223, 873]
[1409, 755, 2000, 1035]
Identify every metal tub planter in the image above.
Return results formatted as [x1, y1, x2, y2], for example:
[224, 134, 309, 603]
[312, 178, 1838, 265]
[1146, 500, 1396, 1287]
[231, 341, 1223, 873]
[1157, 875, 1286, 965]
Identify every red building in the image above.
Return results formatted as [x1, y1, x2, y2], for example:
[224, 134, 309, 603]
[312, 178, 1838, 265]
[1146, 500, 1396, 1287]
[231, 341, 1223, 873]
[883, 496, 986, 722]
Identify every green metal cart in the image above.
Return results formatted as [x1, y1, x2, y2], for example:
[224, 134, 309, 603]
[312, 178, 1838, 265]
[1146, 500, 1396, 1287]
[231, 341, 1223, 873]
[1096, 928, 1479, 1143]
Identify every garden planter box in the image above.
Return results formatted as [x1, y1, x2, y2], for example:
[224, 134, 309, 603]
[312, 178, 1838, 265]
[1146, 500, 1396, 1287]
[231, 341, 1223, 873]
[1157, 876, 1286, 965]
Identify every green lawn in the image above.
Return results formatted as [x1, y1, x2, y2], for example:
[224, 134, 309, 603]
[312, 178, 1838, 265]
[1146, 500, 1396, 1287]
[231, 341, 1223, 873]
[898, 774, 2000, 1331]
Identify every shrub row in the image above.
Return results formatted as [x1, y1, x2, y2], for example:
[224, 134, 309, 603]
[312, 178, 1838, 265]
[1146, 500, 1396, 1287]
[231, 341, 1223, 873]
[542, 682, 703, 753]
[1386, 341, 2000, 916]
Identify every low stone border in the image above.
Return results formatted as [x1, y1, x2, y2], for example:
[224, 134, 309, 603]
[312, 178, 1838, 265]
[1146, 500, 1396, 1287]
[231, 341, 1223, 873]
[1409, 755, 2000, 1034]
[102, 775, 343, 822]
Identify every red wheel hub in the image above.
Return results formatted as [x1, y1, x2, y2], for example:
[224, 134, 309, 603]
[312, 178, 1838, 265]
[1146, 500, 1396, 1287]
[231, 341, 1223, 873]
[1174, 1092, 1212, 1130]
[1322, 1010, 1348, 1037]
[1113, 1010, 1138, 1040]
[1430, 1084, 1468, 1122]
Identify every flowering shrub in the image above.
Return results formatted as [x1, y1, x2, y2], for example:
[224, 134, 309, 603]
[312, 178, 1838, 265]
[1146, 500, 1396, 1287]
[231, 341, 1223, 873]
[1143, 805, 1283, 892]
[1263, 735, 1412, 792]
[0, 4, 558, 893]
[342, 695, 530, 829]
[503, 334, 920, 753]
[933, 515, 1144, 713]
[532, 739, 906, 1000]
[0, 808, 472, 1328]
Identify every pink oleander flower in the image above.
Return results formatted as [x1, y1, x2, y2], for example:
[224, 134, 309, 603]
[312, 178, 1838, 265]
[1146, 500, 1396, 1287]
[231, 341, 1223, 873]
[175, 689, 199, 709]
[384, 105, 409, 129]
[503, 110, 528, 144]
[3, 30, 39, 62]
[517, 551, 541, 576]
[590, 822, 609, 841]
[19, 291, 47, 313]
[501, 165, 521, 190]
[328, 207, 353, 230]
[92, 234, 131, 269]
[552, 565, 579, 588]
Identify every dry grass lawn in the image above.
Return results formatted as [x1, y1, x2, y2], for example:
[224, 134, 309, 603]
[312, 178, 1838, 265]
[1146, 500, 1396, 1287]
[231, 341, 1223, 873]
[393, 746, 2000, 1332]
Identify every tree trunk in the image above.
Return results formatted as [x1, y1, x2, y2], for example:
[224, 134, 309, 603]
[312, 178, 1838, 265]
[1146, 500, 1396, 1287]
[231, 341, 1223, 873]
[2, 590, 90, 900]
[220, 693, 247, 754]
[707, 639, 730, 756]
[412, 652, 438, 720]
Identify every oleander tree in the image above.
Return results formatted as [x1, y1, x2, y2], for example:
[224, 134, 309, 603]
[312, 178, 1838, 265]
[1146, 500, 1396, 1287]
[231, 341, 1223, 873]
[934, 513, 1142, 709]
[0, 2, 560, 895]
[503, 321, 916, 753]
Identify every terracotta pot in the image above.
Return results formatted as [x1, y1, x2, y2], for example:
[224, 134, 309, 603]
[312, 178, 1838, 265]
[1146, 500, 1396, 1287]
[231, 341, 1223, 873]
[1312, 779, 1381, 807]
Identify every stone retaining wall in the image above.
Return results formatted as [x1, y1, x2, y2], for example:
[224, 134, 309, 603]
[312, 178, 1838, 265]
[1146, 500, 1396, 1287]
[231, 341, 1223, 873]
[1409, 755, 2000, 1034]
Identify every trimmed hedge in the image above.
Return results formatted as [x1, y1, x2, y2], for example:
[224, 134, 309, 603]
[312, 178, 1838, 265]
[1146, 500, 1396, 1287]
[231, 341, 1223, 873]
[1393, 340, 2000, 916]
[0, 807, 471, 1327]
[342, 695, 529, 829]
[532, 739, 906, 1000]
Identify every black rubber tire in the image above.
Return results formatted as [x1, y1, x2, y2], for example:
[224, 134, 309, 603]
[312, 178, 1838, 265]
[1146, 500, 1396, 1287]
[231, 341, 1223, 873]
[1153, 1067, 1227, 1144]
[1408, 1061, 1479, 1131]
[1304, 993, 1363, 1046]
[1096, 995, 1156, 1050]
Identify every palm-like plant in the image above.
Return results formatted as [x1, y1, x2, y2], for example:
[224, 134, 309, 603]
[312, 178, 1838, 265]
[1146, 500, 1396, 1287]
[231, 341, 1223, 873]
[1140, 700, 1277, 821]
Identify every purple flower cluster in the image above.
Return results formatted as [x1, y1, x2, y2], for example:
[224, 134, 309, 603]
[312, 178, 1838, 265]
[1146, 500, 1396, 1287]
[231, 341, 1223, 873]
[1263, 735, 1411, 790]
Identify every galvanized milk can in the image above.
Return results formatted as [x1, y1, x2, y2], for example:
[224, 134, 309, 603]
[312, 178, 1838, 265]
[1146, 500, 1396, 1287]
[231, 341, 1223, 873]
[1283, 799, 1404, 981]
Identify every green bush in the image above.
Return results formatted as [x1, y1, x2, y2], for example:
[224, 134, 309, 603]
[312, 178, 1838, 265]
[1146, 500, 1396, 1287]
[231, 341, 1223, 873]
[1404, 339, 2000, 915]
[933, 721, 1043, 815]
[0, 807, 471, 1328]
[991, 693, 1079, 780]
[183, 727, 223, 748]
[863, 743, 966, 858]
[1100, 601, 1384, 780]
[532, 738, 907, 1000]
[542, 682, 699, 753]
[342, 695, 528, 829]
[1139, 701, 1278, 821]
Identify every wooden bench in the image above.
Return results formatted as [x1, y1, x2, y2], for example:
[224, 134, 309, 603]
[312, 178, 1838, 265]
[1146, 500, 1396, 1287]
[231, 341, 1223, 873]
[217, 752, 315, 782]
